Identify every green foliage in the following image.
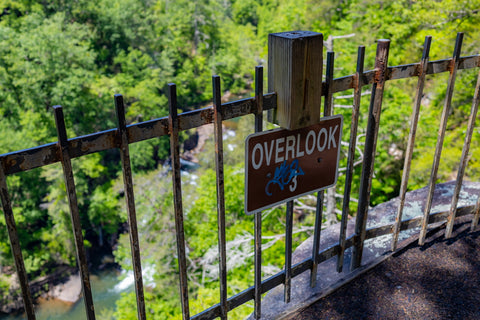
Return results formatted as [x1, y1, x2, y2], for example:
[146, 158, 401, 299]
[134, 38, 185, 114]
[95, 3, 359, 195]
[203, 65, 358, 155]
[0, 274, 11, 306]
[129, 137, 172, 172]
[23, 251, 50, 275]
[88, 181, 124, 237]
[41, 165, 77, 266]
[185, 165, 249, 258]
[1, 0, 480, 318]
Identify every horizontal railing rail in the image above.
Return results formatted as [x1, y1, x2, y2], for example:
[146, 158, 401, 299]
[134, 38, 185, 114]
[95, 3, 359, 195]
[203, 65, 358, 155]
[3, 55, 480, 176]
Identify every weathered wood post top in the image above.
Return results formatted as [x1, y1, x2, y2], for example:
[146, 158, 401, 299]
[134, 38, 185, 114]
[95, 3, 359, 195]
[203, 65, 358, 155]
[268, 31, 323, 130]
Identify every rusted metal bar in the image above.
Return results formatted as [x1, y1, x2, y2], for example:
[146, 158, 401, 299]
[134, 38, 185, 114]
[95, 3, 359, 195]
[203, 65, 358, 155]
[472, 193, 480, 231]
[0, 165, 36, 319]
[254, 206, 262, 320]
[3, 54, 480, 177]
[351, 40, 390, 270]
[212, 75, 228, 320]
[255, 66, 264, 131]
[337, 46, 365, 272]
[114, 95, 146, 320]
[52, 105, 96, 320]
[391, 36, 432, 251]
[310, 51, 334, 286]
[446, 68, 480, 237]
[366, 205, 475, 239]
[310, 191, 324, 287]
[330, 55, 480, 94]
[1, 93, 276, 176]
[254, 66, 263, 320]
[419, 33, 464, 245]
[426, 55, 478, 73]
[284, 201, 294, 303]
[324, 51, 335, 116]
[168, 84, 190, 320]
[178, 93, 276, 128]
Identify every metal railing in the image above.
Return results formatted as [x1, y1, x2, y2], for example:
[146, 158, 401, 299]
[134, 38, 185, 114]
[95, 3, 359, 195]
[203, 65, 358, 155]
[1, 31, 480, 319]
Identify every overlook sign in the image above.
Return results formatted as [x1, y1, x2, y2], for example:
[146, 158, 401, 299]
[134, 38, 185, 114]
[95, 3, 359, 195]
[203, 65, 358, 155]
[245, 115, 343, 214]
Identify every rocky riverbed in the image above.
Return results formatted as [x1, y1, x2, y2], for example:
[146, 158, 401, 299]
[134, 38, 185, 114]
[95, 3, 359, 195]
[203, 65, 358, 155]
[0, 265, 78, 314]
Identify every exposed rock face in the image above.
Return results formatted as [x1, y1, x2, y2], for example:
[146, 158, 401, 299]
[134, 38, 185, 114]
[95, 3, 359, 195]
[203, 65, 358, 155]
[249, 181, 480, 320]
[48, 273, 81, 303]
[0, 270, 21, 314]
[0, 266, 77, 315]
[0, 294, 24, 314]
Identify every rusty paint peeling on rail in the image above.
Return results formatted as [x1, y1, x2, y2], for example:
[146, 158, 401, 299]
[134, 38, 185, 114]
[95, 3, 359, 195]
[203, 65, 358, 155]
[3, 54, 479, 176]
[1, 93, 276, 176]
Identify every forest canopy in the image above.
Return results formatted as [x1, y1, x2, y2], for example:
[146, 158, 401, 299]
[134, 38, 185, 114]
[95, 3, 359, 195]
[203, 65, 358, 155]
[0, 0, 480, 319]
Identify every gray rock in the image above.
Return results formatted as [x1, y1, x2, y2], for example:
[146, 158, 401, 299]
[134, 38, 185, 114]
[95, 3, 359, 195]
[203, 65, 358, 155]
[249, 181, 480, 319]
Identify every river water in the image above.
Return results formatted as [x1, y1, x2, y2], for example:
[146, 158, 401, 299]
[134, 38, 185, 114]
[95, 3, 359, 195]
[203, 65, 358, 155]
[0, 269, 133, 320]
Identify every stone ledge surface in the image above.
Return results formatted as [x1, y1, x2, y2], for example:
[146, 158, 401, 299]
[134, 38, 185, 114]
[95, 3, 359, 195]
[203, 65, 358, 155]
[249, 181, 480, 319]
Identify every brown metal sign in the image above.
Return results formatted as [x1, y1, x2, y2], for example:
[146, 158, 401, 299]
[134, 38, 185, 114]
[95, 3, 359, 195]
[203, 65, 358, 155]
[245, 115, 343, 215]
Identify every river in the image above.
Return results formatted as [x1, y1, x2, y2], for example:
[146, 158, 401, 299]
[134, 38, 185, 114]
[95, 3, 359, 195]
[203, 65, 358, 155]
[0, 269, 134, 320]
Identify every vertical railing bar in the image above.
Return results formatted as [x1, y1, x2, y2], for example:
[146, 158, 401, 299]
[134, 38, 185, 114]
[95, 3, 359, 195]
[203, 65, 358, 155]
[324, 51, 335, 116]
[52, 105, 96, 320]
[446, 68, 480, 237]
[419, 32, 463, 245]
[337, 46, 365, 272]
[114, 95, 146, 320]
[0, 165, 36, 319]
[168, 84, 190, 320]
[471, 189, 480, 231]
[254, 66, 263, 320]
[310, 191, 324, 287]
[213, 75, 228, 320]
[284, 200, 293, 303]
[310, 51, 334, 286]
[391, 36, 432, 251]
[351, 40, 390, 270]
[255, 66, 264, 133]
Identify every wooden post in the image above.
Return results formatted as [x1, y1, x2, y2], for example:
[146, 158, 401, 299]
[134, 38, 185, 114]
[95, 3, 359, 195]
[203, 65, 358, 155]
[268, 31, 323, 130]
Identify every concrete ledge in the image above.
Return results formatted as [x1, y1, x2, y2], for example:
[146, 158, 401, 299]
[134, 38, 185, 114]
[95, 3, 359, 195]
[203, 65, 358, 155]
[249, 181, 480, 319]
